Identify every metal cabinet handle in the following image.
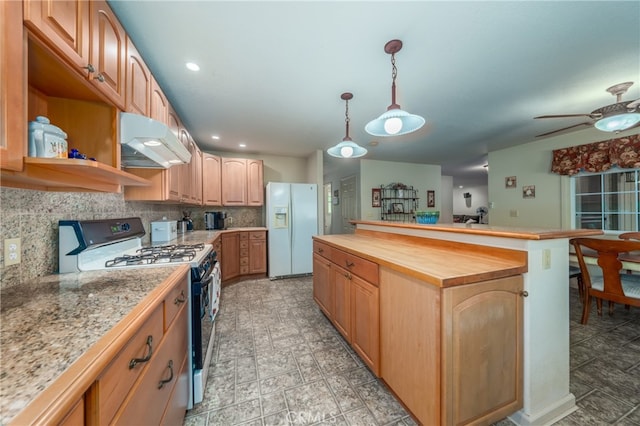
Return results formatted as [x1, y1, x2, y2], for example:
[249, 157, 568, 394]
[84, 64, 96, 73]
[174, 290, 186, 305]
[158, 360, 174, 389]
[95, 73, 105, 83]
[521, 291, 529, 297]
[318, 248, 324, 253]
[129, 335, 153, 369]
[344, 272, 352, 279]
[345, 261, 355, 268]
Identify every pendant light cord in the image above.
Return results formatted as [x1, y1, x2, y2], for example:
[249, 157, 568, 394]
[344, 98, 351, 140]
[390, 53, 399, 109]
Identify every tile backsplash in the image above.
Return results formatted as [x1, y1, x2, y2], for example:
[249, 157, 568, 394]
[0, 187, 262, 289]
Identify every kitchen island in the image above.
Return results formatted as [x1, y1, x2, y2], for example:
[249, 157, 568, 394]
[313, 220, 601, 426]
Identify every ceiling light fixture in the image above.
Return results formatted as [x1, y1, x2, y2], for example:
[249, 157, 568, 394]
[327, 93, 367, 159]
[211, 135, 220, 140]
[185, 62, 200, 71]
[365, 39, 425, 137]
[594, 82, 640, 132]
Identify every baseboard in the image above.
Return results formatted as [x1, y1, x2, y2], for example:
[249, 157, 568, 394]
[508, 393, 577, 426]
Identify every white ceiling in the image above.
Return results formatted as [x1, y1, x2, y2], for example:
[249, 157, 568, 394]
[108, 1, 640, 185]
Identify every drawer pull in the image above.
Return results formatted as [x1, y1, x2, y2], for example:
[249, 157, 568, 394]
[345, 261, 355, 268]
[129, 335, 153, 369]
[318, 248, 324, 253]
[83, 63, 95, 73]
[521, 291, 529, 298]
[344, 272, 352, 280]
[174, 290, 186, 305]
[158, 360, 174, 389]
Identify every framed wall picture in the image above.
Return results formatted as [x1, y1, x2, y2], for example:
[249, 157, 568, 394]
[392, 203, 404, 213]
[372, 188, 381, 207]
[523, 185, 535, 199]
[427, 190, 435, 207]
[505, 176, 517, 188]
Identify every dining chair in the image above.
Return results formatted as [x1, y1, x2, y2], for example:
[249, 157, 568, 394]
[570, 238, 640, 324]
[619, 232, 640, 241]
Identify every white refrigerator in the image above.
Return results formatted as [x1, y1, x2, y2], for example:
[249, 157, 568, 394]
[266, 182, 318, 279]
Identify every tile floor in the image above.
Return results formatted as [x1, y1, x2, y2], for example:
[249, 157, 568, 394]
[184, 277, 640, 426]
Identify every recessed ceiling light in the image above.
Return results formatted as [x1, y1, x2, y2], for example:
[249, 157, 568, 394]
[239, 143, 246, 148]
[211, 135, 220, 140]
[185, 62, 200, 71]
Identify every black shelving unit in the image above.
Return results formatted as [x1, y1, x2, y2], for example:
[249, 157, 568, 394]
[379, 183, 418, 223]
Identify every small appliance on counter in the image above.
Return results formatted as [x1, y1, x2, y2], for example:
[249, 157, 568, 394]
[204, 211, 229, 230]
[183, 210, 194, 231]
[151, 218, 177, 243]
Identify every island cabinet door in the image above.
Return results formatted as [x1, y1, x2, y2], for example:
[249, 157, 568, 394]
[312, 253, 333, 317]
[350, 275, 379, 376]
[441, 275, 524, 426]
[331, 264, 351, 341]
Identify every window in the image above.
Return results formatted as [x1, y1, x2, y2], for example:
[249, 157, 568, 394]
[573, 169, 639, 231]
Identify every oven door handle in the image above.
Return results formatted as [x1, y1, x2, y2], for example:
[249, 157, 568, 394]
[200, 274, 214, 319]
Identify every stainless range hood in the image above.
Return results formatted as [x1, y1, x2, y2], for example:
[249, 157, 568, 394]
[120, 112, 191, 168]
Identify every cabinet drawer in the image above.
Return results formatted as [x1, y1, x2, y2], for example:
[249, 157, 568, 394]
[164, 276, 188, 332]
[313, 241, 332, 260]
[239, 232, 249, 240]
[96, 305, 164, 425]
[332, 249, 379, 285]
[111, 305, 189, 425]
[249, 231, 265, 240]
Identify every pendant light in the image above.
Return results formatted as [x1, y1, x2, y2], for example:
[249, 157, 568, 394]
[365, 39, 425, 137]
[327, 92, 368, 159]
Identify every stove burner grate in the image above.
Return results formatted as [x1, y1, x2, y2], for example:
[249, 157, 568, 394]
[104, 243, 206, 268]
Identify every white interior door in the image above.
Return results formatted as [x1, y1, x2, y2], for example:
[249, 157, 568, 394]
[341, 175, 357, 234]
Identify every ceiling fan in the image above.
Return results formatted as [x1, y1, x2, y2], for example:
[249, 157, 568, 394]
[534, 81, 640, 137]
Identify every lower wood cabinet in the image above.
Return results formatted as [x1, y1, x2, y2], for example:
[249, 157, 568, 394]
[221, 230, 267, 283]
[86, 273, 189, 425]
[312, 241, 380, 375]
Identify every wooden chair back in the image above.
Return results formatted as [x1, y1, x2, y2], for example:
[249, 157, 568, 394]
[619, 232, 640, 241]
[570, 237, 640, 324]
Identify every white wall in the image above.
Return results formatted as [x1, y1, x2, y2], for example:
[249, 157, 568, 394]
[452, 183, 489, 219]
[488, 127, 640, 228]
[440, 175, 453, 223]
[360, 159, 441, 221]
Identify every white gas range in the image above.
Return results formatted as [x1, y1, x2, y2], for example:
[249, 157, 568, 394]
[58, 217, 220, 409]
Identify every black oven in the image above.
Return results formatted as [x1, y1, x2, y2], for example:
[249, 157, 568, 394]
[190, 249, 220, 407]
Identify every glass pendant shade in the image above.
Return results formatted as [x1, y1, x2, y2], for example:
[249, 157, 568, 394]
[594, 112, 640, 132]
[327, 140, 367, 158]
[327, 92, 367, 159]
[365, 107, 426, 136]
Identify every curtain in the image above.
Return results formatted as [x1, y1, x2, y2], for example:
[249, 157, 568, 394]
[551, 134, 640, 175]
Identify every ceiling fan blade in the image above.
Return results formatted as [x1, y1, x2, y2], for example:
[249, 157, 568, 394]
[534, 113, 595, 119]
[535, 122, 592, 138]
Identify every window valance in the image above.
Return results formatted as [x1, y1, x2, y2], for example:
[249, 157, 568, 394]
[551, 134, 640, 175]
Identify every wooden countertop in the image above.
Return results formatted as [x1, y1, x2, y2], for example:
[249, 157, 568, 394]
[353, 220, 603, 240]
[314, 233, 528, 287]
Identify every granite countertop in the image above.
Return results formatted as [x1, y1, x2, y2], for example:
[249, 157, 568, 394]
[0, 226, 265, 424]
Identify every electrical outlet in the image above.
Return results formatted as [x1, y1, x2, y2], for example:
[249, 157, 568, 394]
[542, 249, 551, 269]
[4, 238, 21, 266]
[510, 209, 519, 217]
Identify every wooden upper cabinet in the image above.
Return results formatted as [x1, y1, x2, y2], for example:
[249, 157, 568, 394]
[189, 140, 202, 205]
[23, 0, 90, 72]
[89, 0, 125, 108]
[221, 158, 247, 206]
[202, 153, 222, 206]
[1, 0, 27, 171]
[166, 106, 182, 201]
[247, 159, 264, 206]
[124, 37, 150, 116]
[150, 76, 167, 124]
